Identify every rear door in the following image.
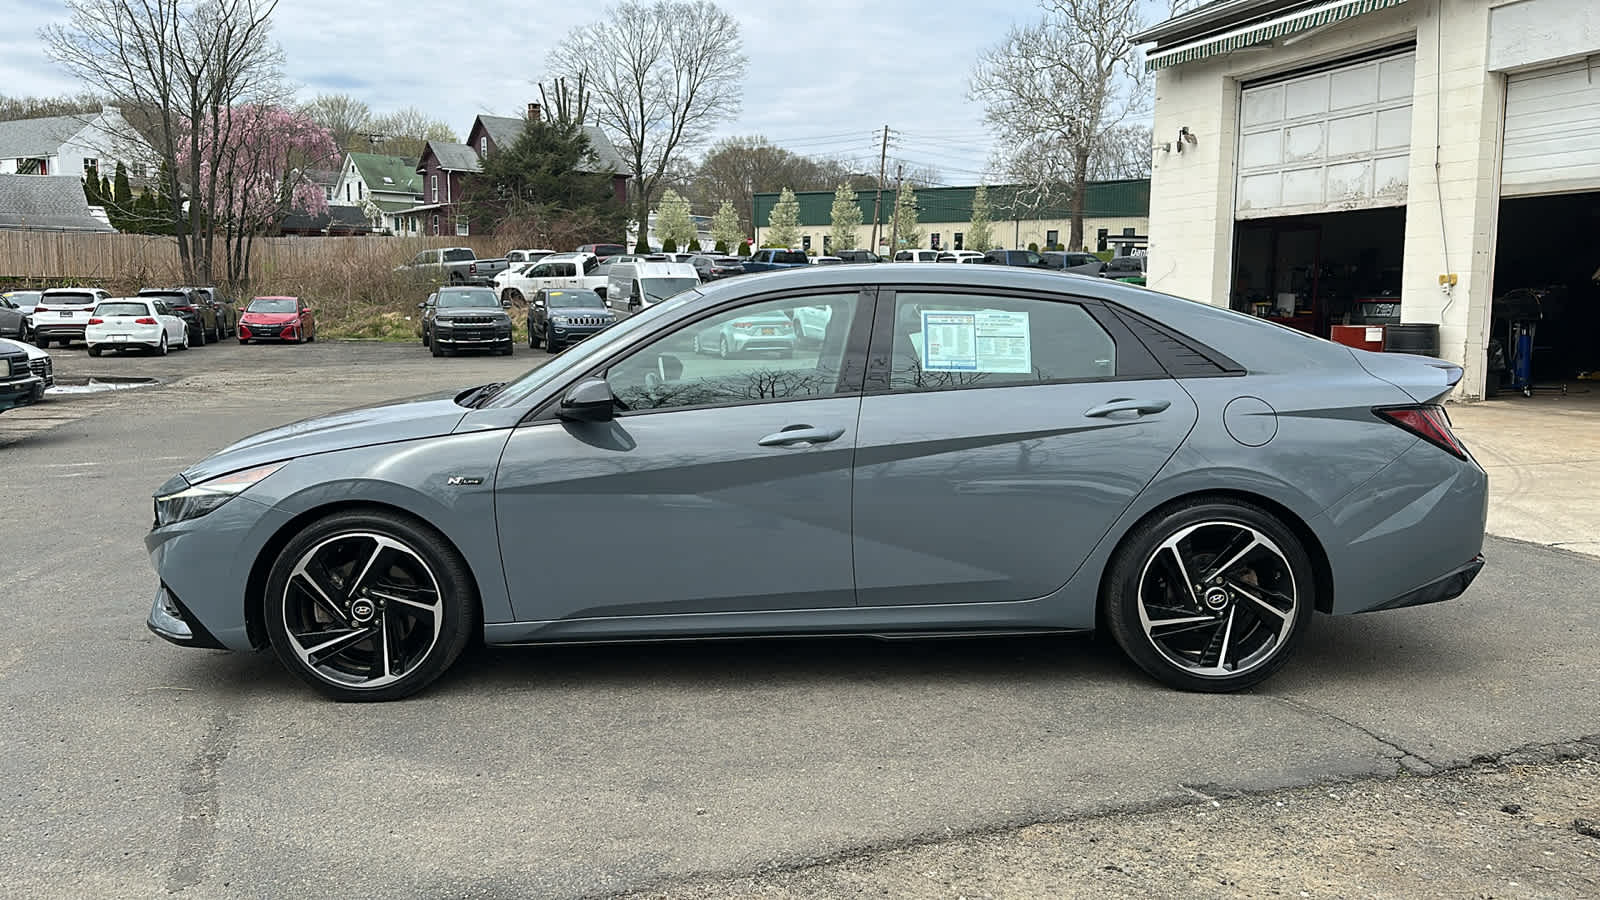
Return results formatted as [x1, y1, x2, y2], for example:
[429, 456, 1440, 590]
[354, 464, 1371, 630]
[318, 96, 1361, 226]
[851, 287, 1198, 607]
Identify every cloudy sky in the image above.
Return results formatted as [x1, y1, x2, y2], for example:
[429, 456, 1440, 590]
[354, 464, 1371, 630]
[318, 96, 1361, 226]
[5, 0, 1166, 186]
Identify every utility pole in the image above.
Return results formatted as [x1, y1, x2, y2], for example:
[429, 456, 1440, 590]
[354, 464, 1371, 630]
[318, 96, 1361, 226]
[870, 125, 889, 256]
[888, 163, 904, 255]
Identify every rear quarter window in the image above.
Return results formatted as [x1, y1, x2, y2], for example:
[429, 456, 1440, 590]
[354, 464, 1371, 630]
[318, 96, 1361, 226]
[443, 249, 475, 262]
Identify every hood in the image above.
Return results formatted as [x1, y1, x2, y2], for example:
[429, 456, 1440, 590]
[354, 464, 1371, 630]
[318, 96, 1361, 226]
[0, 337, 46, 361]
[242, 311, 300, 323]
[181, 390, 470, 484]
[436, 307, 508, 319]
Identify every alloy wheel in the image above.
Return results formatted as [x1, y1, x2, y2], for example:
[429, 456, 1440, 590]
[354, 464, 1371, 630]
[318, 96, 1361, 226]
[279, 532, 444, 690]
[1134, 521, 1299, 679]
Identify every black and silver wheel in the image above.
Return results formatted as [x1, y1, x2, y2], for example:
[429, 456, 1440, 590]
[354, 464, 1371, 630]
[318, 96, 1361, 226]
[264, 510, 476, 701]
[156, 334, 168, 356]
[529, 324, 540, 349]
[1103, 499, 1312, 692]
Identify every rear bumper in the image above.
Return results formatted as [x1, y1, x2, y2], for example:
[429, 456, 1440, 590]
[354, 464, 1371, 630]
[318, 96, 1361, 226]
[1365, 554, 1485, 613]
[34, 324, 86, 337]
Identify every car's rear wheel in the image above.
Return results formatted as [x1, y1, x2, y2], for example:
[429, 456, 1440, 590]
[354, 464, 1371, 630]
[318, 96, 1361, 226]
[87, 345, 101, 357]
[263, 510, 477, 702]
[34, 335, 49, 349]
[1103, 498, 1313, 692]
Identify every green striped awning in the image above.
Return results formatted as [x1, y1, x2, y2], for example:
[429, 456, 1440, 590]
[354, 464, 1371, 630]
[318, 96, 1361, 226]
[1144, 0, 1409, 72]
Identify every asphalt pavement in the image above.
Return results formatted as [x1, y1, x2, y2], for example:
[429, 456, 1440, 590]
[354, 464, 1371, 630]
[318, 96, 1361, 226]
[3, 340, 1598, 898]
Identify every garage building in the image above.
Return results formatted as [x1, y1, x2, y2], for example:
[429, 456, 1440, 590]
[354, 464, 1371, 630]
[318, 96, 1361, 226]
[1136, 0, 1600, 398]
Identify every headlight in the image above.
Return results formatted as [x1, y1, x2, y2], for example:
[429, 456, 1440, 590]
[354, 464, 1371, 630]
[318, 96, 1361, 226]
[435, 320, 453, 328]
[154, 462, 285, 527]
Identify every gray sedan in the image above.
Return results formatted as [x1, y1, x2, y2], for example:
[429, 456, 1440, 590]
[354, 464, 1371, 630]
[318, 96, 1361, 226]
[145, 265, 1487, 701]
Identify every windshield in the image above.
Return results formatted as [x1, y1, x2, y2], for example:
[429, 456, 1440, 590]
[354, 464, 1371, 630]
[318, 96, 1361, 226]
[97, 301, 151, 316]
[247, 298, 297, 313]
[546, 290, 605, 308]
[641, 277, 700, 303]
[483, 292, 699, 409]
[437, 289, 499, 308]
[4, 292, 42, 306]
[443, 249, 475, 262]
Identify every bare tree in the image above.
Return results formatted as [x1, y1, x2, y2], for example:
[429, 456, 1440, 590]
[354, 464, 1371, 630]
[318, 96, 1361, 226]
[549, 0, 747, 238]
[302, 92, 371, 152]
[43, 0, 286, 283]
[0, 92, 104, 122]
[1090, 124, 1153, 180]
[363, 107, 456, 158]
[691, 136, 868, 234]
[537, 75, 589, 128]
[971, 0, 1147, 250]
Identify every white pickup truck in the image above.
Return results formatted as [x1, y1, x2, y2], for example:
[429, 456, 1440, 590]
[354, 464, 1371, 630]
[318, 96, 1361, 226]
[495, 252, 608, 303]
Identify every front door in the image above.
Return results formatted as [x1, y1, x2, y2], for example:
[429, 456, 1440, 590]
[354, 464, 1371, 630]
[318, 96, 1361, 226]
[851, 288, 1198, 606]
[495, 289, 871, 623]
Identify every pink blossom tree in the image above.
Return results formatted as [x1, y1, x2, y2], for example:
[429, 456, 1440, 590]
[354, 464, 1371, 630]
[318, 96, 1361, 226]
[182, 104, 337, 286]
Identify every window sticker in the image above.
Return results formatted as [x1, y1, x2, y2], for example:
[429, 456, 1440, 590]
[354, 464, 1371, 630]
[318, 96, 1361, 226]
[919, 309, 1032, 373]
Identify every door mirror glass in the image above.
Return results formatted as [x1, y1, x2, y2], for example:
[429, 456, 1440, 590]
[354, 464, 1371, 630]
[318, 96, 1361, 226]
[501, 298, 512, 308]
[557, 377, 616, 422]
[533, 298, 545, 307]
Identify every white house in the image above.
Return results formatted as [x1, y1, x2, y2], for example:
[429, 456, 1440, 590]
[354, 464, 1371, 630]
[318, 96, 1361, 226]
[1134, 0, 1600, 401]
[0, 106, 155, 181]
[329, 152, 424, 234]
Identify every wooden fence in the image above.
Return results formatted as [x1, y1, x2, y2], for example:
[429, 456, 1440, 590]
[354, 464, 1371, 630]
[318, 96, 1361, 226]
[0, 232, 505, 284]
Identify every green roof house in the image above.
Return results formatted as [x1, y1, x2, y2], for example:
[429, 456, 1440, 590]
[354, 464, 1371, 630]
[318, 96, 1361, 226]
[331, 152, 425, 234]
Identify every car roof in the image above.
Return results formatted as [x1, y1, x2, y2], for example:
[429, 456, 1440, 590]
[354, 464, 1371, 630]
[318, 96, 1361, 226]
[251, 295, 299, 300]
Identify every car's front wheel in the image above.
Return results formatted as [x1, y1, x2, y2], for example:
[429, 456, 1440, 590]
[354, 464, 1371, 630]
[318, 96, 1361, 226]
[263, 510, 478, 702]
[1102, 498, 1313, 693]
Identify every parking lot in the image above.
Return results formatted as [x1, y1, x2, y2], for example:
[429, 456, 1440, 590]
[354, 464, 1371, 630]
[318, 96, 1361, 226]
[4, 339, 1600, 898]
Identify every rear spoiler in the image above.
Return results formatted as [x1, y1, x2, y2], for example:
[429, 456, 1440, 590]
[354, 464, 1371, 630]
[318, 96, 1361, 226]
[1350, 349, 1463, 404]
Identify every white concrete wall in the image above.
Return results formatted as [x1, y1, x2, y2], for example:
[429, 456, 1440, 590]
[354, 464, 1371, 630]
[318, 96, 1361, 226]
[1488, 0, 1600, 71]
[1145, 0, 1518, 398]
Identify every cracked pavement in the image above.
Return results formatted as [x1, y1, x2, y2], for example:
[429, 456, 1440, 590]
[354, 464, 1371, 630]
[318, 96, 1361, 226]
[3, 342, 1598, 897]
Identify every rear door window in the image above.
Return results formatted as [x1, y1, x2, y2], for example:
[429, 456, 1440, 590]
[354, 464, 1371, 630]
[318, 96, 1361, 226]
[880, 292, 1117, 392]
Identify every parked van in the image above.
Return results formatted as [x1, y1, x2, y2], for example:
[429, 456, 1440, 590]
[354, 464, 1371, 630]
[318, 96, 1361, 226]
[607, 261, 702, 311]
[892, 249, 941, 263]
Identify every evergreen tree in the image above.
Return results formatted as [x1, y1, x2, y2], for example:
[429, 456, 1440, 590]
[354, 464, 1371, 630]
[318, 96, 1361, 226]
[710, 200, 742, 251]
[112, 162, 133, 207]
[653, 188, 695, 250]
[662, 237, 677, 252]
[889, 181, 921, 250]
[766, 187, 800, 249]
[463, 117, 625, 238]
[82, 165, 102, 205]
[827, 182, 861, 252]
[100, 174, 112, 200]
[634, 235, 652, 253]
[738, 238, 751, 255]
[713, 239, 728, 254]
[966, 184, 994, 252]
[689, 238, 702, 252]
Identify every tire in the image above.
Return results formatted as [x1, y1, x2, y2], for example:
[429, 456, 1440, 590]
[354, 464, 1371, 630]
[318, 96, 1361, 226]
[179, 329, 189, 350]
[34, 335, 49, 349]
[506, 289, 523, 306]
[431, 340, 444, 358]
[529, 324, 540, 349]
[421, 327, 430, 347]
[193, 325, 206, 347]
[156, 334, 168, 356]
[239, 338, 248, 345]
[719, 336, 731, 360]
[500, 341, 513, 356]
[547, 337, 561, 354]
[262, 509, 478, 702]
[308, 328, 316, 343]
[210, 322, 220, 342]
[87, 345, 101, 357]
[1102, 497, 1314, 693]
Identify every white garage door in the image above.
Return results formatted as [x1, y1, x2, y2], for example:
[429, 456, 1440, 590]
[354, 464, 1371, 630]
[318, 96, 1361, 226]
[1235, 50, 1415, 219]
[1502, 60, 1600, 197]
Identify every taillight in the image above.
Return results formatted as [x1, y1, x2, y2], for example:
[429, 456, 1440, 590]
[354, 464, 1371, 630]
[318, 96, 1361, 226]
[135, 317, 157, 325]
[34, 306, 48, 313]
[1375, 405, 1469, 460]
[469, 263, 479, 274]
[81, 306, 94, 312]
[88, 317, 104, 325]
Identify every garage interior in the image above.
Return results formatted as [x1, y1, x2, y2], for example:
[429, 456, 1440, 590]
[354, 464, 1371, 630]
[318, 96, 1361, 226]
[1230, 207, 1406, 339]
[1489, 192, 1600, 393]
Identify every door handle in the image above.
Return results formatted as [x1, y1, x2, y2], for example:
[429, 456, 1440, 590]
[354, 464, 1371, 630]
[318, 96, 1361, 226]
[1084, 398, 1172, 418]
[757, 425, 846, 447]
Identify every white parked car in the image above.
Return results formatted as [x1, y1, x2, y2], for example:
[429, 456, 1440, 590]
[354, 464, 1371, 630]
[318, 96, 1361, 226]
[810, 256, 844, 265]
[505, 249, 556, 266]
[497, 252, 607, 304]
[86, 298, 190, 356]
[892, 249, 941, 263]
[32, 287, 111, 348]
[788, 304, 834, 345]
[606, 261, 701, 311]
[936, 250, 985, 264]
[0, 336, 52, 392]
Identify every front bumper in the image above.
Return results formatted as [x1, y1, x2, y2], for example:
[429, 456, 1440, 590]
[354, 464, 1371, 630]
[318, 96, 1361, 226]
[548, 322, 614, 343]
[436, 329, 512, 346]
[145, 493, 290, 651]
[0, 374, 44, 411]
[240, 323, 299, 341]
[147, 582, 227, 648]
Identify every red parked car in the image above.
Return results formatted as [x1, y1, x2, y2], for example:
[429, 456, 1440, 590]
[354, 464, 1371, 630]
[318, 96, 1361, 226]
[239, 296, 315, 344]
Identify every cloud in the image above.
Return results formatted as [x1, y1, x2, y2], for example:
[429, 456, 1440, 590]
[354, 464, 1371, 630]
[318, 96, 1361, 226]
[11, 0, 1045, 182]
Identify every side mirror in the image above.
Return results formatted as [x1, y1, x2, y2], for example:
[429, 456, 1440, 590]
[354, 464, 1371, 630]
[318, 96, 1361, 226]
[418, 302, 427, 309]
[533, 298, 545, 307]
[557, 377, 615, 423]
[501, 298, 512, 308]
